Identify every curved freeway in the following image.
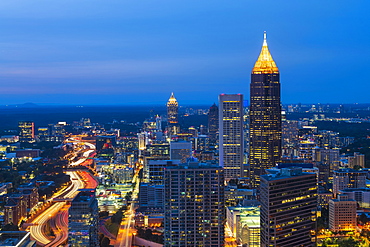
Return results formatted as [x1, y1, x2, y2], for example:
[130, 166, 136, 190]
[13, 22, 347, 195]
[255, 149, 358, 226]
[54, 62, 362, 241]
[29, 171, 84, 246]
[45, 205, 69, 247]
[29, 137, 98, 246]
[45, 171, 97, 247]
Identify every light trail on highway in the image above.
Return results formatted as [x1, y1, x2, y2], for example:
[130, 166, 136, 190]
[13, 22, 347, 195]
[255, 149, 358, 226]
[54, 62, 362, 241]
[115, 168, 140, 247]
[29, 171, 85, 246]
[45, 205, 69, 247]
[29, 136, 97, 246]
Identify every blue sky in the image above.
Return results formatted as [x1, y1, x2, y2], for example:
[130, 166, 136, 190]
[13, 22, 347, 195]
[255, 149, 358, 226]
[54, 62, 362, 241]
[0, 0, 369, 105]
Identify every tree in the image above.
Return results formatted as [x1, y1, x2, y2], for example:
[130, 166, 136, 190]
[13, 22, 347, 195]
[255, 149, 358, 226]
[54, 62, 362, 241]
[359, 213, 369, 225]
[338, 237, 360, 247]
[1, 223, 19, 231]
[99, 211, 109, 218]
[100, 237, 110, 247]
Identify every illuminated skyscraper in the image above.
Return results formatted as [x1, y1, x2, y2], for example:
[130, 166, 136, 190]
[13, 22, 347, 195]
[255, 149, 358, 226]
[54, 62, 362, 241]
[164, 161, 225, 246]
[167, 92, 179, 135]
[249, 32, 282, 187]
[260, 167, 317, 246]
[208, 103, 219, 144]
[219, 94, 244, 180]
[18, 121, 35, 142]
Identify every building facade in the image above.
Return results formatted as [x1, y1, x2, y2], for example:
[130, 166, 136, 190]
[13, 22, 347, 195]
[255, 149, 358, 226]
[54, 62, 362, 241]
[170, 141, 192, 163]
[164, 162, 225, 246]
[208, 103, 219, 144]
[18, 121, 35, 143]
[333, 168, 367, 197]
[329, 194, 357, 231]
[219, 94, 244, 180]
[167, 93, 179, 136]
[260, 167, 317, 247]
[227, 206, 260, 247]
[68, 189, 99, 247]
[249, 33, 282, 188]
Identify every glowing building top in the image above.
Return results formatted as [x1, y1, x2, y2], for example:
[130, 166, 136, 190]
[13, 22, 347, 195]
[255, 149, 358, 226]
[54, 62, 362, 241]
[167, 92, 178, 106]
[252, 32, 279, 74]
[167, 92, 178, 124]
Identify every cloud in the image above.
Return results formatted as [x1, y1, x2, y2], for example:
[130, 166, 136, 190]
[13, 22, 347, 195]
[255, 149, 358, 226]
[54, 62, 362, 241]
[0, 53, 246, 79]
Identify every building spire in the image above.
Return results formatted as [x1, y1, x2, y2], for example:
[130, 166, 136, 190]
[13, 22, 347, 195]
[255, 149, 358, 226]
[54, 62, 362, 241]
[168, 92, 178, 105]
[169, 92, 176, 101]
[252, 31, 279, 74]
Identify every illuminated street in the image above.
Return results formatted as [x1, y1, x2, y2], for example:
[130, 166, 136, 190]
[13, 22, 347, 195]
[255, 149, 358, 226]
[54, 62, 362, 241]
[115, 166, 140, 247]
[28, 135, 96, 247]
[29, 171, 85, 246]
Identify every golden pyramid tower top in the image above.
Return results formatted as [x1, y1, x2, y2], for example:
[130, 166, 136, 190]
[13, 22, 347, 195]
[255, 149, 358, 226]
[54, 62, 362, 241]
[252, 32, 279, 74]
[167, 92, 178, 105]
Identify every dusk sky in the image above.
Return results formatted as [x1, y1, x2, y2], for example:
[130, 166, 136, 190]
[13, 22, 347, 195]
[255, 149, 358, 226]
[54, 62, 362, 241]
[0, 1, 369, 105]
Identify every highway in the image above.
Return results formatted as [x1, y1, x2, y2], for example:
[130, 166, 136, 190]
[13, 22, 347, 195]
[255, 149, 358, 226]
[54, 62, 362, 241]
[115, 168, 140, 247]
[45, 205, 69, 247]
[29, 171, 85, 246]
[28, 136, 98, 246]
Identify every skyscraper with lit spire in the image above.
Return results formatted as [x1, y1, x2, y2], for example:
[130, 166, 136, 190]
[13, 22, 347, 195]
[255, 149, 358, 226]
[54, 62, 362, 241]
[249, 32, 282, 188]
[167, 92, 179, 136]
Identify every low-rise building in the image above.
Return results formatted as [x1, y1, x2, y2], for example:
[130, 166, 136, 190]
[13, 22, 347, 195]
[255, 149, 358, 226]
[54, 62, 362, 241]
[340, 187, 370, 208]
[329, 194, 357, 231]
[226, 206, 260, 247]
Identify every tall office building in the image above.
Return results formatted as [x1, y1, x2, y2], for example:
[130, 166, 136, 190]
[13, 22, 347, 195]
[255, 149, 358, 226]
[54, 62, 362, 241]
[219, 94, 244, 180]
[68, 189, 99, 247]
[164, 161, 225, 247]
[167, 92, 179, 135]
[249, 32, 282, 187]
[208, 103, 219, 144]
[170, 141, 192, 163]
[260, 167, 317, 247]
[18, 121, 35, 143]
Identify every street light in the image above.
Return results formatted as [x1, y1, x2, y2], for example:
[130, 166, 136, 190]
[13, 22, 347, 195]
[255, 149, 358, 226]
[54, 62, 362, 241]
[132, 232, 137, 246]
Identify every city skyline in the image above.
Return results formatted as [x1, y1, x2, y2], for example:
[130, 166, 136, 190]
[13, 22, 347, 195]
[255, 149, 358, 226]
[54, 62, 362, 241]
[0, 1, 369, 105]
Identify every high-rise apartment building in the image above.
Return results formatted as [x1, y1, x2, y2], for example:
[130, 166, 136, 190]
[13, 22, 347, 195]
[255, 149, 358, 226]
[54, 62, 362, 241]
[333, 168, 367, 197]
[146, 160, 180, 185]
[167, 92, 179, 135]
[208, 103, 219, 144]
[18, 121, 35, 143]
[219, 94, 244, 180]
[68, 189, 99, 247]
[347, 152, 365, 168]
[260, 167, 317, 247]
[164, 161, 225, 246]
[313, 148, 340, 176]
[249, 32, 282, 188]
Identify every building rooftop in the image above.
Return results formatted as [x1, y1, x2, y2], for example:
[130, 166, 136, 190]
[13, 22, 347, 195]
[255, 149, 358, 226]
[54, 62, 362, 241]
[228, 206, 260, 228]
[277, 163, 314, 169]
[334, 168, 367, 174]
[262, 167, 315, 181]
[340, 187, 370, 192]
[166, 161, 221, 170]
[73, 189, 96, 203]
[0, 231, 35, 247]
